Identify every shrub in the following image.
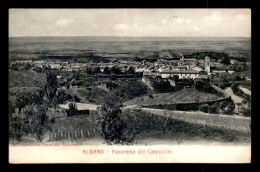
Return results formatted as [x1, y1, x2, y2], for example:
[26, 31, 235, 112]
[152, 80, 175, 93]
[66, 102, 78, 117]
[97, 101, 135, 145]
[208, 103, 219, 114]
[241, 107, 251, 117]
[198, 104, 210, 113]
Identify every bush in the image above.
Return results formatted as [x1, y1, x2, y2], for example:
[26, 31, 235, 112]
[112, 81, 148, 101]
[97, 101, 135, 144]
[241, 107, 251, 117]
[66, 102, 78, 117]
[57, 90, 73, 104]
[198, 104, 210, 113]
[231, 83, 247, 98]
[152, 80, 175, 93]
[208, 103, 219, 114]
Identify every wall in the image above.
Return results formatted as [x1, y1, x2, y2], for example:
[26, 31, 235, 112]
[142, 84, 232, 111]
[142, 77, 154, 90]
[142, 108, 251, 133]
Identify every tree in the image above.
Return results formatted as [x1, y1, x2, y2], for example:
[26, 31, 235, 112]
[103, 67, 110, 74]
[241, 107, 251, 117]
[66, 102, 78, 117]
[57, 89, 73, 104]
[225, 101, 235, 115]
[106, 82, 118, 91]
[198, 104, 210, 113]
[10, 63, 18, 71]
[52, 96, 59, 110]
[111, 66, 121, 74]
[92, 67, 101, 74]
[15, 92, 28, 113]
[127, 66, 135, 74]
[172, 75, 179, 81]
[9, 101, 27, 140]
[243, 94, 251, 106]
[221, 56, 230, 65]
[25, 63, 32, 70]
[26, 104, 51, 141]
[97, 100, 134, 144]
[209, 103, 219, 114]
[86, 67, 92, 74]
[75, 72, 80, 80]
[33, 71, 58, 141]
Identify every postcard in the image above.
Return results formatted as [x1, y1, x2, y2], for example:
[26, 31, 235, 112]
[8, 8, 251, 163]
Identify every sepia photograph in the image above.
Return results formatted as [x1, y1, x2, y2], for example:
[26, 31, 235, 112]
[8, 8, 251, 163]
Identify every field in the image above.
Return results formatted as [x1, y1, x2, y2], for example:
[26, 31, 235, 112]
[49, 114, 96, 132]
[9, 69, 46, 88]
[8, 36, 251, 145]
[43, 109, 250, 145]
[9, 37, 251, 61]
[124, 89, 221, 106]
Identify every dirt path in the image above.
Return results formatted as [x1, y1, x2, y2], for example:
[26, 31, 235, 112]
[224, 87, 243, 113]
[239, 86, 251, 96]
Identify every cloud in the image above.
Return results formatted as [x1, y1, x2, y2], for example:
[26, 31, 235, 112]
[56, 18, 72, 28]
[9, 9, 251, 37]
[193, 25, 199, 31]
[203, 11, 223, 23]
[114, 24, 130, 30]
[176, 18, 184, 24]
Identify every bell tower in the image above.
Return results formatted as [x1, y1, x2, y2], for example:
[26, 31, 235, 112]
[205, 56, 211, 75]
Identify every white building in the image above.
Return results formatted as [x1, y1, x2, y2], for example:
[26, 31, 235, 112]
[205, 56, 211, 75]
[161, 70, 199, 79]
[191, 66, 203, 72]
[50, 64, 61, 70]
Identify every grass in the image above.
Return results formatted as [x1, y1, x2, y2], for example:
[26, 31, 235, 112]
[124, 89, 221, 106]
[49, 114, 96, 132]
[123, 110, 251, 144]
[9, 69, 46, 88]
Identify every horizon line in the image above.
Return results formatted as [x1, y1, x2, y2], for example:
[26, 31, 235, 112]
[9, 36, 251, 38]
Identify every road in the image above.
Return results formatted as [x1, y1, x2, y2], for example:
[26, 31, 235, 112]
[239, 86, 251, 96]
[224, 87, 243, 113]
[58, 102, 100, 110]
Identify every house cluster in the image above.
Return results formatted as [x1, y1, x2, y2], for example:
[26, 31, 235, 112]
[11, 50, 247, 80]
[137, 51, 247, 80]
[139, 55, 211, 80]
[89, 61, 140, 73]
[11, 60, 87, 72]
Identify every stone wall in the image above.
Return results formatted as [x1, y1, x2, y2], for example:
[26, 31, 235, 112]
[142, 84, 232, 111]
[142, 77, 154, 90]
[142, 108, 251, 133]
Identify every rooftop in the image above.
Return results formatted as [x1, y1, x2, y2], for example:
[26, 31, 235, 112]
[161, 70, 199, 74]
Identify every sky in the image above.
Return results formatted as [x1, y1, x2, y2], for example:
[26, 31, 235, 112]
[9, 9, 251, 37]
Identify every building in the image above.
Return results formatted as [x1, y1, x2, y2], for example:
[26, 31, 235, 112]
[230, 59, 239, 64]
[228, 70, 235, 74]
[192, 66, 203, 72]
[50, 64, 61, 70]
[15, 60, 33, 64]
[205, 56, 211, 75]
[161, 70, 199, 79]
[183, 58, 198, 65]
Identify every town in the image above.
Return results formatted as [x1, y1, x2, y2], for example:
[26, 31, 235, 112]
[9, 48, 251, 144]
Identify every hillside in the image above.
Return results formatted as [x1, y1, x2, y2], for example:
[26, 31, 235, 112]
[124, 89, 221, 106]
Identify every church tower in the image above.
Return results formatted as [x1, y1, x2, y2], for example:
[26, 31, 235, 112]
[180, 55, 184, 61]
[205, 56, 211, 75]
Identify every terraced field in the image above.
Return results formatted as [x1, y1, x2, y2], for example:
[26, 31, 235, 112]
[124, 89, 221, 106]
